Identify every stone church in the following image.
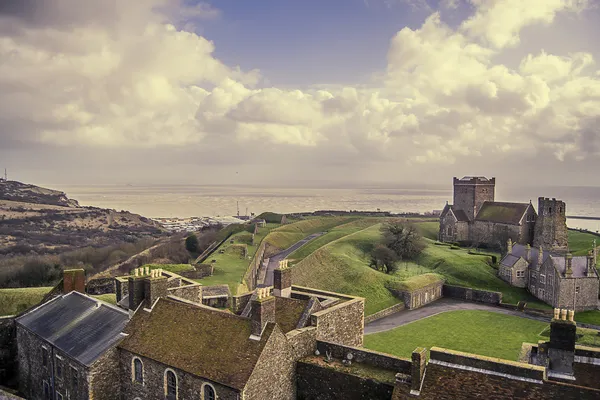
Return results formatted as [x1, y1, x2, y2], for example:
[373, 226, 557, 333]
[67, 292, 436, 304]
[439, 176, 568, 252]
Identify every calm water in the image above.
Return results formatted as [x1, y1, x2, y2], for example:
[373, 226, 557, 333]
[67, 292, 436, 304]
[47, 183, 600, 231]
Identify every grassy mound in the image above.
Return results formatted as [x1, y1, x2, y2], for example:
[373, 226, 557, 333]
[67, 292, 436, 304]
[388, 273, 444, 292]
[364, 310, 548, 361]
[415, 221, 439, 241]
[0, 287, 52, 316]
[293, 224, 401, 315]
[264, 216, 361, 251]
[289, 218, 383, 262]
[568, 230, 600, 258]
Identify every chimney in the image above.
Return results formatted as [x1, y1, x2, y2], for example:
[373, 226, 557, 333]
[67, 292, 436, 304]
[250, 288, 276, 340]
[410, 347, 427, 395]
[587, 251, 596, 277]
[143, 269, 168, 309]
[538, 246, 544, 267]
[525, 244, 531, 262]
[63, 269, 85, 294]
[274, 260, 292, 298]
[548, 308, 577, 376]
[594, 239, 597, 266]
[128, 275, 146, 311]
[507, 238, 513, 255]
[565, 254, 573, 278]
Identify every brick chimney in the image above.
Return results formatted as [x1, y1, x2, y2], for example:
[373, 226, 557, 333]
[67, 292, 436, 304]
[565, 253, 573, 278]
[538, 246, 544, 267]
[63, 269, 85, 294]
[250, 287, 276, 340]
[410, 347, 427, 395]
[143, 269, 168, 309]
[548, 308, 577, 376]
[274, 260, 292, 298]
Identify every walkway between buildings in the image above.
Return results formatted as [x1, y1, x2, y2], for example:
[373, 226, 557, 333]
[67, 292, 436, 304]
[364, 298, 552, 335]
[260, 232, 325, 287]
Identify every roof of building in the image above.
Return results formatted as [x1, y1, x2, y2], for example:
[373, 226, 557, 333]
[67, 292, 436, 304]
[118, 298, 275, 390]
[440, 204, 470, 222]
[202, 284, 231, 299]
[15, 291, 129, 366]
[274, 297, 308, 333]
[550, 255, 597, 278]
[475, 201, 531, 225]
[501, 244, 552, 267]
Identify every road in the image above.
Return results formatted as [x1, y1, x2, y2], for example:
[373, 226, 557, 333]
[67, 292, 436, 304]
[365, 298, 552, 335]
[260, 232, 325, 287]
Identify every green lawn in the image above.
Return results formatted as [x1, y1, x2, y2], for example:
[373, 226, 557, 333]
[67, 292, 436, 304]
[195, 223, 280, 294]
[364, 310, 548, 361]
[289, 218, 384, 262]
[0, 287, 52, 316]
[92, 293, 117, 305]
[416, 221, 439, 241]
[568, 230, 600, 258]
[293, 224, 402, 315]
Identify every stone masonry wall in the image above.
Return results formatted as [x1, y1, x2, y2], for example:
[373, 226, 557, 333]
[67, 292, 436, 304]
[286, 327, 318, 360]
[243, 326, 295, 400]
[85, 278, 115, 295]
[296, 361, 395, 400]
[364, 303, 405, 324]
[311, 299, 364, 347]
[118, 350, 239, 400]
[403, 282, 443, 310]
[556, 276, 599, 311]
[89, 347, 121, 400]
[442, 285, 502, 305]
[0, 317, 17, 388]
[178, 264, 213, 280]
[316, 341, 412, 374]
[439, 212, 458, 243]
[166, 284, 202, 304]
[471, 220, 522, 247]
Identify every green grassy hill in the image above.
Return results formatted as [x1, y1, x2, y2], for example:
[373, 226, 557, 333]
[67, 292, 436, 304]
[568, 230, 600, 257]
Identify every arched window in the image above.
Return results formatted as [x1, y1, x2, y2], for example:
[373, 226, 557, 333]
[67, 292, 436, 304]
[132, 358, 143, 384]
[165, 369, 177, 400]
[548, 207, 552, 214]
[202, 384, 216, 400]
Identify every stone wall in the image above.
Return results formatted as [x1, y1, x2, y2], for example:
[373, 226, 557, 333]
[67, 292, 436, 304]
[89, 347, 121, 400]
[0, 317, 17, 388]
[85, 278, 115, 295]
[296, 361, 395, 400]
[401, 282, 443, 310]
[471, 220, 522, 248]
[556, 276, 599, 311]
[286, 327, 318, 360]
[364, 303, 405, 324]
[244, 241, 267, 291]
[232, 292, 253, 314]
[534, 197, 568, 251]
[442, 284, 502, 305]
[244, 326, 295, 400]
[311, 298, 364, 347]
[178, 264, 213, 279]
[167, 284, 202, 304]
[119, 350, 239, 400]
[316, 341, 412, 374]
[115, 277, 128, 303]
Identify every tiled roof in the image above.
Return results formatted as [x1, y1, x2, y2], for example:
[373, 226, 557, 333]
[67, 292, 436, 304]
[475, 202, 531, 225]
[16, 292, 129, 366]
[118, 298, 273, 390]
[274, 297, 308, 333]
[500, 254, 521, 267]
[440, 204, 470, 222]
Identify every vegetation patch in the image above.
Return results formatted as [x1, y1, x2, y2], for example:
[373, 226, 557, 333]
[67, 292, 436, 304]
[415, 221, 439, 241]
[364, 310, 549, 361]
[0, 287, 52, 316]
[91, 293, 117, 305]
[387, 273, 444, 292]
[568, 230, 600, 258]
[264, 217, 360, 251]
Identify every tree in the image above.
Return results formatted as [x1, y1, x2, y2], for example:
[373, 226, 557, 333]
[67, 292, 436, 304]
[381, 221, 425, 261]
[370, 244, 398, 274]
[185, 234, 199, 253]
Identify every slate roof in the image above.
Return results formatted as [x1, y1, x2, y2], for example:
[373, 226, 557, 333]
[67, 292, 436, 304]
[440, 204, 470, 222]
[475, 201, 531, 225]
[501, 244, 552, 268]
[550, 255, 597, 278]
[118, 298, 274, 390]
[15, 291, 129, 366]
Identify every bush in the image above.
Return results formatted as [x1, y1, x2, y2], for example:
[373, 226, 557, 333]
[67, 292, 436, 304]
[185, 234, 200, 253]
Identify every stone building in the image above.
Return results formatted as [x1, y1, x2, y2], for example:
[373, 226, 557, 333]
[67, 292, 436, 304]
[390, 274, 444, 310]
[499, 242, 599, 311]
[15, 291, 129, 400]
[439, 177, 565, 252]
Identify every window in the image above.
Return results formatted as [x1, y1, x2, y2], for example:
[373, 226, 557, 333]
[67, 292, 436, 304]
[42, 347, 48, 367]
[548, 207, 552, 214]
[56, 356, 63, 380]
[165, 369, 177, 400]
[516, 271, 525, 278]
[133, 358, 143, 384]
[447, 226, 452, 236]
[43, 381, 50, 400]
[538, 288, 545, 298]
[576, 286, 581, 294]
[203, 384, 216, 400]
[71, 366, 78, 391]
[540, 274, 546, 284]
[56, 392, 63, 400]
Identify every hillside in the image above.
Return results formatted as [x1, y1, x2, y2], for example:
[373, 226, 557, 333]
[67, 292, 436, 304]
[0, 180, 79, 207]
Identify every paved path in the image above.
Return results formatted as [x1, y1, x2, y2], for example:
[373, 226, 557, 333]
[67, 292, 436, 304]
[365, 298, 552, 335]
[260, 232, 325, 287]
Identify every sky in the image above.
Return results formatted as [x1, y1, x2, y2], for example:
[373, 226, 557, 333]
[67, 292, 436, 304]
[0, 0, 599, 187]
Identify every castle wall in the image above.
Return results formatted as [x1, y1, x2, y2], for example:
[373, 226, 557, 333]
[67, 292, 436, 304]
[0, 317, 17, 388]
[86, 278, 115, 295]
[166, 284, 202, 304]
[556, 276, 599, 311]
[470, 220, 522, 247]
[244, 326, 295, 400]
[453, 177, 495, 221]
[296, 361, 395, 400]
[442, 285, 502, 305]
[310, 298, 364, 347]
[118, 350, 239, 400]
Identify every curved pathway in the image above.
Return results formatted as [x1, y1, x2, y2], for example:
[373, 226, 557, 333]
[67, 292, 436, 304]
[260, 232, 325, 287]
[365, 298, 552, 335]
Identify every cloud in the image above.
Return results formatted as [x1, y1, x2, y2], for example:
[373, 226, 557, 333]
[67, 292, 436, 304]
[0, 0, 599, 185]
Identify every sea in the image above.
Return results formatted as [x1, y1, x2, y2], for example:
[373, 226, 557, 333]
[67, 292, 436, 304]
[48, 183, 600, 232]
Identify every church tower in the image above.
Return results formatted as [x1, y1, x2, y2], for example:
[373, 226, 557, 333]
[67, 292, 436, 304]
[453, 176, 495, 221]
[533, 197, 568, 253]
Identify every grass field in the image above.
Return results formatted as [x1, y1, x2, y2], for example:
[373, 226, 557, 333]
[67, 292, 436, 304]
[568, 230, 600, 258]
[364, 310, 549, 361]
[0, 287, 52, 316]
[264, 216, 362, 251]
[293, 224, 403, 315]
[92, 293, 117, 305]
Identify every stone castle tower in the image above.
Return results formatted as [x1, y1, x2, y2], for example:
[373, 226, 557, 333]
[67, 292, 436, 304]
[533, 197, 568, 252]
[453, 176, 496, 221]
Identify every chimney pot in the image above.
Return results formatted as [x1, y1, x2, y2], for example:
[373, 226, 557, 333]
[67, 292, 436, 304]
[553, 308, 559, 320]
[561, 309, 567, 321]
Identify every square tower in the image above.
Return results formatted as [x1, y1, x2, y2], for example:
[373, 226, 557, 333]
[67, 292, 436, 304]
[533, 197, 568, 252]
[453, 176, 496, 221]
